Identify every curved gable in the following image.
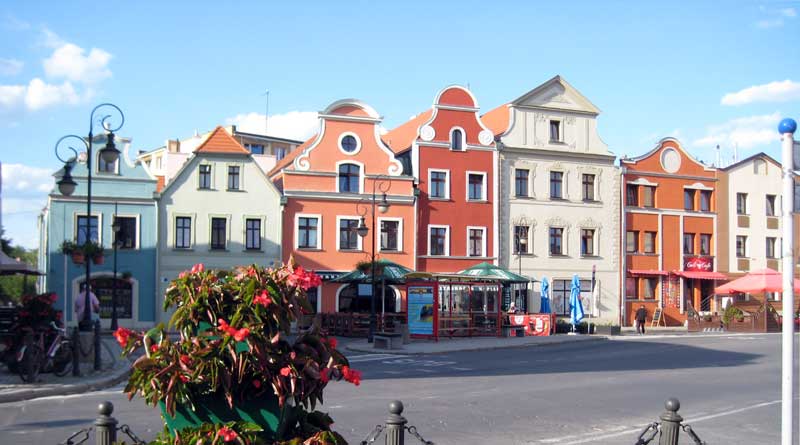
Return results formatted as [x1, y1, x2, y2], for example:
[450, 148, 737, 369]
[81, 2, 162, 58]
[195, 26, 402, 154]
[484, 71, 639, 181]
[623, 138, 715, 176]
[419, 85, 495, 148]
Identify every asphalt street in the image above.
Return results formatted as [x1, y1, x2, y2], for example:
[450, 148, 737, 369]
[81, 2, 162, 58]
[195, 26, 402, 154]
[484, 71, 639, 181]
[0, 334, 797, 444]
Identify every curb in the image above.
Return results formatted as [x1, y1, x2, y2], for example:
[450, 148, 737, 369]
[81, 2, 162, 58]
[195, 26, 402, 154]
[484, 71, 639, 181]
[345, 335, 608, 355]
[0, 363, 130, 405]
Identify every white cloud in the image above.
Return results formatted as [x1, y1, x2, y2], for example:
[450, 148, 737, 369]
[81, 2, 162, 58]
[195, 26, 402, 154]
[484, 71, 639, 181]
[40, 27, 65, 49]
[692, 112, 782, 150]
[0, 84, 25, 108]
[721, 80, 800, 105]
[756, 18, 784, 28]
[2, 163, 54, 195]
[225, 111, 319, 141]
[755, 6, 797, 28]
[43, 43, 112, 84]
[0, 58, 23, 76]
[25, 78, 80, 110]
[781, 7, 797, 18]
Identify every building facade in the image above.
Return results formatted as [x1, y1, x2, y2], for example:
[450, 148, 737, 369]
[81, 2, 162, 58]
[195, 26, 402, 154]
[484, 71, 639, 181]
[269, 99, 416, 314]
[155, 127, 283, 323]
[621, 138, 723, 326]
[39, 136, 158, 328]
[483, 76, 620, 323]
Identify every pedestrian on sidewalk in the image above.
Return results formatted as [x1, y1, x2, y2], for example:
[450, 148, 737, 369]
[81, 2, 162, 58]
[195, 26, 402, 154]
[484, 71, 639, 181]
[74, 283, 100, 324]
[635, 304, 647, 335]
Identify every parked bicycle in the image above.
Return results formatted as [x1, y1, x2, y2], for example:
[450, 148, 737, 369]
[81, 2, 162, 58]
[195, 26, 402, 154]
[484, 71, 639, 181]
[16, 321, 73, 383]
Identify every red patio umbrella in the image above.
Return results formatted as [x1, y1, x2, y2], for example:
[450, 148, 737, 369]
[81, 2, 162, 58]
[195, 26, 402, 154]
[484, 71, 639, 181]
[714, 268, 800, 294]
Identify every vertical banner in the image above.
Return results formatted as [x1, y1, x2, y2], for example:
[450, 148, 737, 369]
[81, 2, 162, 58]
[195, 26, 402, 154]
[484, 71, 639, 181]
[407, 285, 435, 338]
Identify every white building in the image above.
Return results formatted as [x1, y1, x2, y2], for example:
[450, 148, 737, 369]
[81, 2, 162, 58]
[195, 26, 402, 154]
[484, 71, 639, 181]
[155, 127, 283, 323]
[483, 76, 620, 323]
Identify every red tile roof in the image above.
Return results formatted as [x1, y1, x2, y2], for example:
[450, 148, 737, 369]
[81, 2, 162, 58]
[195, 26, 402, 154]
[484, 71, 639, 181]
[382, 110, 432, 153]
[194, 126, 250, 155]
[481, 103, 511, 137]
[268, 134, 316, 177]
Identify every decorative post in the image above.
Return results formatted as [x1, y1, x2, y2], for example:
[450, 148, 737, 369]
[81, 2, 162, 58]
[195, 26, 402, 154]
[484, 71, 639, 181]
[93, 318, 101, 371]
[94, 401, 117, 445]
[385, 400, 407, 445]
[658, 398, 682, 445]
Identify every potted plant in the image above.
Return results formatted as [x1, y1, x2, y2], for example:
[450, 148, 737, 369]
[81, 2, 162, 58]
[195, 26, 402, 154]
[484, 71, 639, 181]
[722, 305, 744, 325]
[116, 261, 356, 444]
[82, 241, 105, 265]
[61, 240, 84, 264]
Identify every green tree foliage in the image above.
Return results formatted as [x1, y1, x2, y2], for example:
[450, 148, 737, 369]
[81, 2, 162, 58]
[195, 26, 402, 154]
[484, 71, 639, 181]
[0, 230, 38, 304]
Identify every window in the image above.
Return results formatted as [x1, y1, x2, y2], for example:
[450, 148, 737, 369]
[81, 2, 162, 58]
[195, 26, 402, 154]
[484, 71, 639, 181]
[549, 120, 560, 142]
[700, 190, 711, 212]
[550, 171, 563, 199]
[642, 186, 655, 208]
[684, 189, 695, 211]
[98, 155, 117, 173]
[450, 129, 463, 151]
[298, 217, 319, 249]
[227, 166, 240, 190]
[766, 237, 776, 258]
[581, 229, 595, 256]
[338, 163, 360, 193]
[582, 174, 595, 201]
[549, 227, 563, 255]
[338, 218, 359, 250]
[699, 234, 711, 255]
[515, 169, 529, 197]
[795, 183, 800, 213]
[155, 156, 162, 170]
[274, 147, 286, 160]
[736, 193, 747, 214]
[626, 231, 638, 253]
[429, 170, 448, 199]
[114, 217, 137, 249]
[513, 226, 529, 254]
[340, 135, 358, 153]
[468, 228, 485, 257]
[306, 287, 319, 314]
[552, 279, 592, 316]
[245, 143, 264, 155]
[175, 217, 191, 249]
[626, 277, 638, 299]
[199, 165, 212, 189]
[766, 194, 776, 216]
[643, 278, 657, 299]
[211, 218, 227, 250]
[468, 173, 485, 200]
[626, 184, 639, 206]
[736, 236, 747, 257]
[380, 220, 400, 251]
[683, 233, 695, 255]
[430, 226, 448, 255]
[245, 218, 261, 250]
[643, 232, 656, 254]
[76, 215, 99, 245]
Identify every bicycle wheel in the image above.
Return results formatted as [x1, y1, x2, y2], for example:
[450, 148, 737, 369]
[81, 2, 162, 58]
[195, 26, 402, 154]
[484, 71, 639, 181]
[52, 342, 74, 377]
[19, 344, 43, 383]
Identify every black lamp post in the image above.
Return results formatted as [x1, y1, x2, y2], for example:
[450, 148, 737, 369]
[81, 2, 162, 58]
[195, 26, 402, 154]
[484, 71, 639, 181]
[356, 177, 391, 343]
[110, 204, 121, 331]
[55, 103, 125, 332]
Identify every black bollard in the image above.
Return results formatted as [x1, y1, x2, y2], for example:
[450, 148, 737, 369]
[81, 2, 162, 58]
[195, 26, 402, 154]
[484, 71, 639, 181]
[94, 401, 117, 445]
[659, 398, 683, 445]
[385, 400, 407, 445]
[93, 319, 101, 371]
[72, 326, 81, 377]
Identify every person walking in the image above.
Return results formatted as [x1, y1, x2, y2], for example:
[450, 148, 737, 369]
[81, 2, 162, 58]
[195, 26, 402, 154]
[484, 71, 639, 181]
[635, 304, 647, 335]
[74, 283, 100, 325]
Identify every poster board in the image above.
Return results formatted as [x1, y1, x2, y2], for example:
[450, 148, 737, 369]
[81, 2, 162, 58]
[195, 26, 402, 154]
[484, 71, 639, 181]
[407, 285, 437, 339]
[650, 307, 666, 327]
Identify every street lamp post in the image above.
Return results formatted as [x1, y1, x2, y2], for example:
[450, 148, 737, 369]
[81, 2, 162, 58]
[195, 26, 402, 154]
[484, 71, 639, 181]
[356, 177, 391, 343]
[110, 204, 121, 331]
[55, 103, 124, 332]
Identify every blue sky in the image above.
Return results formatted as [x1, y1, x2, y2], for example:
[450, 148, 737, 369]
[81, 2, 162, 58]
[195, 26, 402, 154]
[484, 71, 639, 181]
[1, 0, 799, 248]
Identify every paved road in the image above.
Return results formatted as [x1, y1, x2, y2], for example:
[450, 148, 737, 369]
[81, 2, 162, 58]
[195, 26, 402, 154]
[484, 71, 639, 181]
[0, 334, 796, 444]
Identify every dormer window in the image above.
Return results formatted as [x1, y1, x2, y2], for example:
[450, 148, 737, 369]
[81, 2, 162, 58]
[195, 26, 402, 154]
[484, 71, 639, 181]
[98, 155, 117, 173]
[450, 129, 463, 151]
[549, 120, 561, 142]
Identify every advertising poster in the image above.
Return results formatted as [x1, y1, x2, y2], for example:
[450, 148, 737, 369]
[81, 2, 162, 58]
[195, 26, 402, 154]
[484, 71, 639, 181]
[407, 286, 435, 336]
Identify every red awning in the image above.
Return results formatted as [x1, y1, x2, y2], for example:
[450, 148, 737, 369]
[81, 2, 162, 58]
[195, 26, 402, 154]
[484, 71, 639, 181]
[629, 269, 669, 276]
[675, 270, 727, 280]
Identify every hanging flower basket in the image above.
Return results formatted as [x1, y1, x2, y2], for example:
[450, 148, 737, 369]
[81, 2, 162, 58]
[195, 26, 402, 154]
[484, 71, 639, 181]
[71, 251, 85, 265]
[92, 254, 104, 265]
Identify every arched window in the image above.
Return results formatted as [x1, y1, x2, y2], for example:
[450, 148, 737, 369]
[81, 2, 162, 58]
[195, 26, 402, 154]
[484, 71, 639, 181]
[337, 283, 398, 313]
[450, 129, 463, 151]
[338, 163, 360, 193]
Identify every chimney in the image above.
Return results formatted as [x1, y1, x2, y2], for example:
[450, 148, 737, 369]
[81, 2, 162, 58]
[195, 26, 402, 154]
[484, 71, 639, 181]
[167, 139, 181, 153]
[716, 144, 721, 168]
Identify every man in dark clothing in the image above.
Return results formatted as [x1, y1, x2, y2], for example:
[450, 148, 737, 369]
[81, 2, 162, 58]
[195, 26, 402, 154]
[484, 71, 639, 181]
[635, 305, 647, 335]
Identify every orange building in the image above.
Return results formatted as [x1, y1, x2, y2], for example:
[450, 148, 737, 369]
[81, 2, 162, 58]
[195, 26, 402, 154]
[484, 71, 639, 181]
[621, 138, 724, 326]
[383, 86, 498, 272]
[269, 99, 416, 315]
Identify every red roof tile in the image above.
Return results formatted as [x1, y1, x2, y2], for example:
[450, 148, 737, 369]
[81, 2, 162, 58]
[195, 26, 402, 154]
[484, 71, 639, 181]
[481, 103, 511, 137]
[382, 110, 432, 153]
[194, 126, 250, 155]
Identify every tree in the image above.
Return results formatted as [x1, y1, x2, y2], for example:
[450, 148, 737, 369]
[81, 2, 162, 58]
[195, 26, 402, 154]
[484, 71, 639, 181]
[0, 230, 38, 304]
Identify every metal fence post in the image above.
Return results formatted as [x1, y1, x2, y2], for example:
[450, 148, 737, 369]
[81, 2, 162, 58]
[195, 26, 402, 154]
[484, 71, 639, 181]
[95, 401, 117, 445]
[93, 319, 101, 371]
[385, 400, 407, 445]
[72, 326, 81, 376]
[659, 398, 682, 445]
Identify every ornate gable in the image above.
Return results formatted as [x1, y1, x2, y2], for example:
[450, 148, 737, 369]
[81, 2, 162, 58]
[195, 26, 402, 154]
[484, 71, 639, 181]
[511, 76, 600, 114]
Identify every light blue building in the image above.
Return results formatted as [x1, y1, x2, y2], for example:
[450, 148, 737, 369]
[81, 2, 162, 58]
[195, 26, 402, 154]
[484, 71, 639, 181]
[38, 136, 158, 328]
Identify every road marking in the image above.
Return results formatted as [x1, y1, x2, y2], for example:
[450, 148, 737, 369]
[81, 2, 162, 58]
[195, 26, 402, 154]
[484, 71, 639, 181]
[451, 367, 473, 371]
[347, 354, 405, 363]
[532, 399, 782, 444]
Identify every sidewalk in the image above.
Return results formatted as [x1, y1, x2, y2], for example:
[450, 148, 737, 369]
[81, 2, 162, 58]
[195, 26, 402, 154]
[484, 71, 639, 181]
[0, 335, 131, 404]
[345, 333, 607, 355]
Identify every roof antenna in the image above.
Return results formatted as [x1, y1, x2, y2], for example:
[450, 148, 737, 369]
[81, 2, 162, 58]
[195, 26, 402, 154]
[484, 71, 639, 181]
[716, 144, 721, 168]
[261, 89, 270, 135]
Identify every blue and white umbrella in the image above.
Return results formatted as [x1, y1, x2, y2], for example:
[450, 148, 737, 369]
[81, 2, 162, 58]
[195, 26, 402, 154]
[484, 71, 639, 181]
[569, 274, 585, 329]
[540, 277, 551, 314]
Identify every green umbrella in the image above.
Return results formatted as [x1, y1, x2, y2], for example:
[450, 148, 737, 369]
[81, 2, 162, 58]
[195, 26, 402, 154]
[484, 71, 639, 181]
[456, 262, 532, 283]
[333, 259, 414, 284]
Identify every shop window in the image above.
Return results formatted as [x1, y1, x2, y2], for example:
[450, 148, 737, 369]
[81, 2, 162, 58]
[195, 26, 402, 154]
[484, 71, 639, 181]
[552, 279, 592, 316]
[643, 278, 657, 299]
[338, 283, 397, 313]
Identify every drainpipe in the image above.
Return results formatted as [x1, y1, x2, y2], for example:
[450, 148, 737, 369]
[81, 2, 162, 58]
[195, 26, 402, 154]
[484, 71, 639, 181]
[620, 165, 627, 326]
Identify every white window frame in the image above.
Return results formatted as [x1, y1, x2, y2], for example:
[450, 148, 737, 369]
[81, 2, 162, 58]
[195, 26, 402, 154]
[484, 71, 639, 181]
[514, 167, 530, 198]
[466, 226, 487, 257]
[378, 217, 403, 252]
[549, 170, 565, 199]
[96, 151, 120, 175]
[198, 162, 214, 190]
[74, 212, 103, 245]
[226, 162, 244, 191]
[295, 213, 322, 250]
[172, 212, 196, 250]
[428, 168, 450, 200]
[243, 215, 266, 251]
[336, 215, 363, 251]
[428, 224, 450, 256]
[513, 225, 531, 255]
[548, 226, 566, 256]
[465, 171, 487, 202]
[336, 160, 364, 194]
[549, 119, 563, 142]
[449, 126, 466, 151]
[736, 235, 748, 258]
[580, 227, 597, 257]
[208, 214, 232, 251]
[338, 132, 362, 155]
[113, 213, 141, 251]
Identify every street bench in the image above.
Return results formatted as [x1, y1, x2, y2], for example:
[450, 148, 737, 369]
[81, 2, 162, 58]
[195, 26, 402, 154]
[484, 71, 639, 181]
[373, 332, 403, 350]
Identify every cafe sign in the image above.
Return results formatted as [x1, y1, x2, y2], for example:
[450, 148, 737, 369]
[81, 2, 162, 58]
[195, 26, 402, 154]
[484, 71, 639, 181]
[684, 256, 713, 272]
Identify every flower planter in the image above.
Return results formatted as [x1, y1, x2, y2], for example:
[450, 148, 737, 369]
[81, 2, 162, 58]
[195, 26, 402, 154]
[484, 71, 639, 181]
[159, 392, 286, 440]
[92, 254, 104, 265]
[71, 252, 85, 265]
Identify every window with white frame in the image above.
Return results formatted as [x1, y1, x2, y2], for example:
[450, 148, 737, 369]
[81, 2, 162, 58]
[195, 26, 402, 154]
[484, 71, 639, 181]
[450, 129, 463, 151]
[429, 170, 449, 199]
[175, 217, 192, 249]
[515, 169, 529, 197]
[736, 236, 747, 257]
[297, 216, 320, 249]
[338, 217, 360, 250]
[582, 174, 595, 201]
[245, 218, 261, 250]
[338, 163, 360, 193]
[210, 217, 227, 250]
[549, 227, 564, 255]
[766, 237, 777, 258]
[114, 216, 137, 249]
[550, 171, 563, 199]
[467, 227, 486, 257]
[199, 164, 212, 189]
[467, 172, 486, 201]
[549, 120, 561, 142]
[429, 226, 449, 256]
[513, 225, 529, 254]
[98, 154, 117, 173]
[227, 165, 240, 190]
[580, 229, 595, 256]
[76, 215, 99, 245]
[379, 219, 401, 252]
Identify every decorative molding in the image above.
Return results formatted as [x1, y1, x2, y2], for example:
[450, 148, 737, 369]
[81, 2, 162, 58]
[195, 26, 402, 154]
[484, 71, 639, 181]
[534, 113, 548, 123]
[578, 217, 601, 229]
[420, 125, 435, 142]
[478, 130, 494, 146]
[564, 116, 576, 125]
[545, 215, 571, 228]
[550, 161, 565, 171]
